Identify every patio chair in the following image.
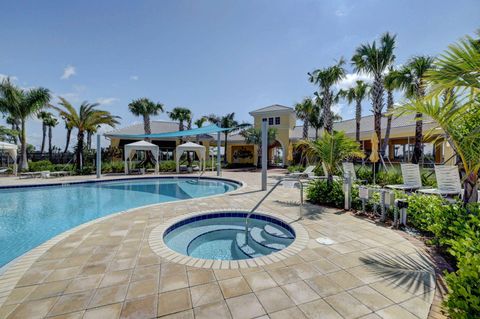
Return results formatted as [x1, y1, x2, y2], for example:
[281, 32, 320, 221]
[386, 163, 423, 191]
[289, 165, 316, 178]
[342, 162, 365, 183]
[418, 165, 462, 197]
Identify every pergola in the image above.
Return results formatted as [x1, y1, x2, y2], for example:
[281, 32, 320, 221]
[0, 141, 18, 175]
[124, 140, 159, 174]
[175, 142, 206, 173]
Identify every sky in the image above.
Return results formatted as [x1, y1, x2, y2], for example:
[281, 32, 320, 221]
[0, 0, 478, 149]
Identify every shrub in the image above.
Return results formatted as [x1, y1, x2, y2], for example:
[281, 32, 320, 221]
[306, 179, 361, 210]
[406, 194, 446, 234]
[28, 160, 53, 172]
[101, 161, 125, 173]
[159, 160, 176, 172]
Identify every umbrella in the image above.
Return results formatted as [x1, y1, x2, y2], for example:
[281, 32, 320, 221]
[369, 133, 380, 184]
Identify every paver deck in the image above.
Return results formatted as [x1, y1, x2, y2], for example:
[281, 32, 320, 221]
[0, 170, 438, 318]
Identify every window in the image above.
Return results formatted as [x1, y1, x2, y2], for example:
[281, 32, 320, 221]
[268, 117, 274, 125]
[262, 118, 267, 122]
[275, 117, 280, 125]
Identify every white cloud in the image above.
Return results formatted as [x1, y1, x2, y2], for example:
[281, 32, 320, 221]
[130, 75, 139, 81]
[61, 65, 76, 80]
[96, 97, 118, 106]
[335, 5, 353, 17]
[0, 74, 18, 82]
[335, 72, 373, 90]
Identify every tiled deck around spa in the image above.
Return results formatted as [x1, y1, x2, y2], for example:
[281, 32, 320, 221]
[0, 171, 439, 318]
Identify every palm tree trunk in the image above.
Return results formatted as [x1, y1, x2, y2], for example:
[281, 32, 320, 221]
[411, 113, 423, 164]
[76, 130, 84, 170]
[223, 132, 228, 165]
[20, 120, 28, 171]
[382, 90, 394, 156]
[64, 129, 71, 154]
[324, 91, 333, 133]
[315, 128, 319, 140]
[48, 126, 53, 161]
[355, 100, 361, 143]
[372, 76, 384, 172]
[143, 114, 151, 142]
[40, 123, 46, 153]
[87, 132, 92, 151]
[302, 120, 309, 139]
[10, 123, 18, 144]
[463, 173, 479, 204]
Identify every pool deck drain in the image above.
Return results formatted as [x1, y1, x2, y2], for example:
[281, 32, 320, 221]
[0, 171, 440, 319]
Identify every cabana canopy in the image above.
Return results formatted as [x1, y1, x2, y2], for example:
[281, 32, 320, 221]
[0, 142, 18, 175]
[124, 140, 159, 174]
[176, 142, 206, 173]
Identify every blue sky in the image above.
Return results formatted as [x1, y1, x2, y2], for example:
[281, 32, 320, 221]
[0, 0, 478, 148]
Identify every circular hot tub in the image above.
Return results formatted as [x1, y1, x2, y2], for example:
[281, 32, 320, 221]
[163, 211, 295, 260]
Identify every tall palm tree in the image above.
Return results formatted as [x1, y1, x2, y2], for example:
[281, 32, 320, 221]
[194, 117, 207, 143]
[128, 98, 164, 139]
[206, 112, 250, 164]
[382, 68, 399, 156]
[297, 131, 364, 185]
[392, 56, 435, 163]
[294, 98, 315, 139]
[5, 115, 19, 144]
[0, 78, 51, 170]
[37, 111, 53, 153]
[340, 80, 369, 144]
[308, 59, 346, 133]
[62, 116, 73, 156]
[169, 107, 192, 132]
[44, 116, 58, 160]
[51, 97, 120, 170]
[352, 32, 396, 157]
[240, 127, 277, 167]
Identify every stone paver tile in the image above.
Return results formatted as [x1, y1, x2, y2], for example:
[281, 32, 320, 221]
[297, 249, 322, 262]
[44, 266, 81, 282]
[83, 302, 122, 319]
[79, 263, 108, 276]
[89, 284, 128, 308]
[99, 269, 132, 288]
[187, 269, 215, 286]
[0, 304, 17, 318]
[126, 278, 158, 300]
[226, 293, 266, 319]
[47, 310, 85, 319]
[309, 258, 341, 274]
[326, 270, 365, 290]
[282, 255, 304, 266]
[282, 281, 320, 305]
[64, 274, 103, 294]
[400, 296, 431, 319]
[48, 290, 93, 317]
[243, 271, 277, 292]
[369, 281, 415, 304]
[219, 277, 252, 299]
[193, 300, 232, 319]
[7, 296, 58, 319]
[375, 305, 418, 319]
[159, 309, 194, 318]
[268, 267, 302, 285]
[107, 258, 136, 272]
[255, 286, 295, 313]
[349, 286, 394, 311]
[120, 295, 156, 319]
[190, 282, 224, 307]
[131, 264, 160, 282]
[324, 292, 372, 319]
[346, 265, 385, 284]
[269, 307, 307, 319]
[292, 263, 319, 280]
[304, 275, 343, 298]
[15, 269, 52, 286]
[298, 299, 343, 319]
[159, 273, 189, 292]
[3, 286, 36, 305]
[312, 246, 339, 259]
[358, 314, 382, 319]
[26, 279, 70, 301]
[213, 269, 241, 280]
[157, 288, 192, 317]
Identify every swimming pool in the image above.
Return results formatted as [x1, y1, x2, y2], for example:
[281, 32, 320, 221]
[0, 177, 240, 267]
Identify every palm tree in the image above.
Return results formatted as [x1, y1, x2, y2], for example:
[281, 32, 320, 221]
[128, 98, 164, 139]
[38, 111, 53, 153]
[294, 98, 315, 139]
[194, 117, 207, 143]
[392, 56, 435, 163]
[5, 115, 19, 144]
[0, 78, 51, 170]
[340, 80, 369, 143]
[308, 59, 346, 133]
[382, 68, 399, 156]
[0, 125, 17, 143]
[352, 32, 396, 157]
[51, 97, 120, 170]
[240, 127, 277, 167]
[62, 116, 73, 156]
[44, 115, 58, 160]
[169, 107, 192, 133]
[206, 113, 250, 164]
[297, 131, 364, 185]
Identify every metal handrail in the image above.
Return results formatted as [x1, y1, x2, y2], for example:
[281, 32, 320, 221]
[244, 177, 303, 244]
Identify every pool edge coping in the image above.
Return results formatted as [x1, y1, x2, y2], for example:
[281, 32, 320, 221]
[148, 209, 309, 269]
[0, 175, 246, 308]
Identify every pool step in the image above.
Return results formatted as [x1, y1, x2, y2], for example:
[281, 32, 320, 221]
[249, 227, 287, 251]
[263, 224, 294, 239]
[235, 232, 273, 258]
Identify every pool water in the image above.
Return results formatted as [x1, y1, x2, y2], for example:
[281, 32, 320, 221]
[0, 178, 239, 267]
[164, 212, 295, 260]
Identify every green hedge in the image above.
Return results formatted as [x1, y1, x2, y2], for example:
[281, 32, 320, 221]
[28, 160, 75, 172]
[306, 179, 362, 210]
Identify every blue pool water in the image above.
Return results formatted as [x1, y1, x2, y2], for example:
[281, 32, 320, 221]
[164, 212, 295, 260]
[0, 178, 239, 267]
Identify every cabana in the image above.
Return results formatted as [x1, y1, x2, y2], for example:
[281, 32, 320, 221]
[176, 142, 206, 173]
[124, 140, 159, 174]
[0, 141, 18, 175]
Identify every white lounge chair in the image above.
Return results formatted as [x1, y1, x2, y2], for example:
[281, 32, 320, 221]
[418, 165, 462, 197]
[386, 163, 423, 191]
[289, 165, 316, 178]
[342, 162, 365, 183]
